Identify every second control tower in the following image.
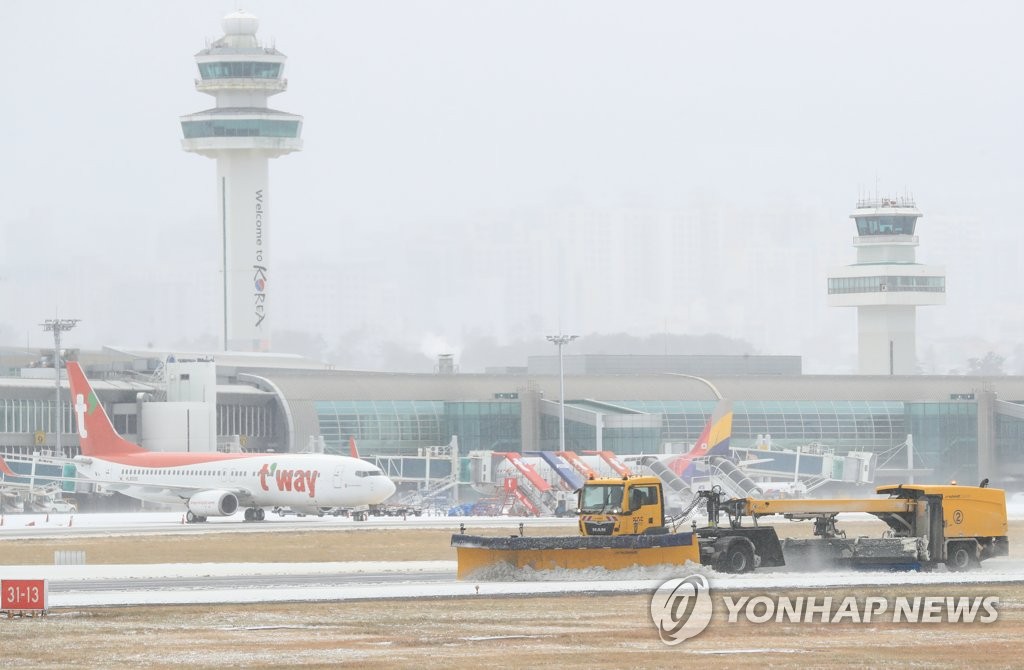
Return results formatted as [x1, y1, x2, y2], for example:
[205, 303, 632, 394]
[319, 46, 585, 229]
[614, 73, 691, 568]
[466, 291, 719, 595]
[180, 10, 302, 352]
[828, 196, 946, 374]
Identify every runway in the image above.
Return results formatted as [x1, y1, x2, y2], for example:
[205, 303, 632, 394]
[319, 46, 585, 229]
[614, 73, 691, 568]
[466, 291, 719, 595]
[0, 510, 574, 540]
[47, 570, 456, 594]
[3, 511, 1024, 608]
[10, 555, 1024, 609]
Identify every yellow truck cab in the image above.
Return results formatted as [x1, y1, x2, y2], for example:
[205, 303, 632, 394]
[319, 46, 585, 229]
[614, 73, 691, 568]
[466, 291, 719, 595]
[577, 476, 666, 536]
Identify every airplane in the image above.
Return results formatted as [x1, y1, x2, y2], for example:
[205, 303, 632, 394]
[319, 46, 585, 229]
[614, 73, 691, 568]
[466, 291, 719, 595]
[629, 398, 768, 512]
[665, 398, 734, 479]
[64, 361, 396, 522]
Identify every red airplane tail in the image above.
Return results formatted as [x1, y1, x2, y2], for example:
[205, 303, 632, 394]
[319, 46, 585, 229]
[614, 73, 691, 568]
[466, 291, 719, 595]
[349, 436, 360, 459]
[0, 456, 18, 478]
[667, 398, 734, 479]
[65, 362, 145, 457]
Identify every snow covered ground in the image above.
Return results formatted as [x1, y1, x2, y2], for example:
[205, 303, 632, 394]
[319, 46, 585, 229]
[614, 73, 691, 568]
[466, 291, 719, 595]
[0, 509, 577, 537]
[4, 557, 1024, 608]
[4, 496, 1023, 534]
[2, 500, 1023, 608]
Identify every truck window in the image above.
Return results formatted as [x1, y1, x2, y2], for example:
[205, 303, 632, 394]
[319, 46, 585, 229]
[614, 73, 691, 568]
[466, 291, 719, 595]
[580, 484, 625, 512]
[629, 485, 658, 509]
[629, 488, 644, 510]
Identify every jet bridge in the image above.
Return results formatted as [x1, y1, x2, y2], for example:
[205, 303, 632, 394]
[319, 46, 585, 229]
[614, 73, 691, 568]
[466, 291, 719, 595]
[730, 443, 876, 492]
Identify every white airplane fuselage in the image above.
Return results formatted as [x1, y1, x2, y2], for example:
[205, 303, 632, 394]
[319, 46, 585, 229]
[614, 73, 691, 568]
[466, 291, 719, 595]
[63, 360, 397, 521]
[74, 452, 396, 513]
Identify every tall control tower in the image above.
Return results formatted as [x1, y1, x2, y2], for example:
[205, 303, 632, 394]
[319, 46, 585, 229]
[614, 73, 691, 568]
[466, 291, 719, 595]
[828, 196, 945, 374]
[180, 11, 302, 352]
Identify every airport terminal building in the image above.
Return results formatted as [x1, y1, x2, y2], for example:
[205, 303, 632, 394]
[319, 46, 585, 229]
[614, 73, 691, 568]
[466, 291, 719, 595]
[2, 350, 1024, 497]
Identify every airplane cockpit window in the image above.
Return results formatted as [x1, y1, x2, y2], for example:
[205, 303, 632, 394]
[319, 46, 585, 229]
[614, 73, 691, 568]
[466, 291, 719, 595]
[355, 469, 387, 478]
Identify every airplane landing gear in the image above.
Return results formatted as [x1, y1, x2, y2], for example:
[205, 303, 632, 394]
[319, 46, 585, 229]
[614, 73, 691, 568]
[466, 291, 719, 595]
[244, 508, 266, 522]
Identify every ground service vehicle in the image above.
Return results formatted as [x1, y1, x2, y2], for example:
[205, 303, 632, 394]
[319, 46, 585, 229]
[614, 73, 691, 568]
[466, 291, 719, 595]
[451, 475, 1009, 579]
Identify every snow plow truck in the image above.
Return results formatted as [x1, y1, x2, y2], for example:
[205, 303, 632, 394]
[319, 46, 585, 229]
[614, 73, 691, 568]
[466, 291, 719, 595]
[451, 475, 1008, 579]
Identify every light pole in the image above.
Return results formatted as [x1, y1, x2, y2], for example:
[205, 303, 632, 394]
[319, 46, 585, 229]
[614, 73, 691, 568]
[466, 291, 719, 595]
[546, 334, 578, 452]
[664, 372, 723, 400]
[41, 318, 79, 455]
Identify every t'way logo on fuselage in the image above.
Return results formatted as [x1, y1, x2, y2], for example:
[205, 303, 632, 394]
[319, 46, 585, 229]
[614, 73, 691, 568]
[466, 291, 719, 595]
[257, 463, 319, 498]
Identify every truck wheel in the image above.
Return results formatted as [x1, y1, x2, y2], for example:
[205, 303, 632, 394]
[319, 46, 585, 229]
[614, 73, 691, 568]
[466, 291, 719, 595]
[717, 540, 755, 574]
[947, 542, 979, 571]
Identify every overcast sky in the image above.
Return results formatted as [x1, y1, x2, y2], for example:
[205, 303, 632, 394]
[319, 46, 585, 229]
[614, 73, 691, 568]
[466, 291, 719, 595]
[2, 1, 1022, 373]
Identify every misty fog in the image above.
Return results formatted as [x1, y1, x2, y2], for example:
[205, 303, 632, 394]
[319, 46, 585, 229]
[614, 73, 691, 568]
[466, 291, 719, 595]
[2, 2, 1022, 373]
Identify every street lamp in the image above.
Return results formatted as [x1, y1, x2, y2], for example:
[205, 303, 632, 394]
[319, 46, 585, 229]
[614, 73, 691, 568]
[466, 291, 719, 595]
[546, 334, 578, 452]
[41, 318, 79, 455]
[664, 372, 723, 400]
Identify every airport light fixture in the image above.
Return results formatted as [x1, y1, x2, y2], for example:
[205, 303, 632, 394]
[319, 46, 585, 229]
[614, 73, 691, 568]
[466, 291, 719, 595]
[664, 372, 723, 400]
[546, 334, 578, 453]
[41, 318, 79, 455]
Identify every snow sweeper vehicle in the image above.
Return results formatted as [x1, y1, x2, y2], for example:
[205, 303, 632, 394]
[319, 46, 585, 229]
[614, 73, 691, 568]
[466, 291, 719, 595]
[450, 475, 1008, 579]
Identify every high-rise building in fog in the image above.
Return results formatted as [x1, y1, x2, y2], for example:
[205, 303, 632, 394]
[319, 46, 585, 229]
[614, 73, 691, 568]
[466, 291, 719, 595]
[180, 10, 303, 352]
[828, 196, 946, 374]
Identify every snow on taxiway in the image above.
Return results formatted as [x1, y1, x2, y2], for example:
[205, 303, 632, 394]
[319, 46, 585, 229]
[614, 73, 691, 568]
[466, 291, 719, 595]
[5, 557, 1024, 608]
[2, 501, 1024, 607]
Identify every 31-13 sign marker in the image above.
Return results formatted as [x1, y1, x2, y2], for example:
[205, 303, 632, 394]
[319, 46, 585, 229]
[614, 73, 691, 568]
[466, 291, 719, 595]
[1, 579, 48, 611]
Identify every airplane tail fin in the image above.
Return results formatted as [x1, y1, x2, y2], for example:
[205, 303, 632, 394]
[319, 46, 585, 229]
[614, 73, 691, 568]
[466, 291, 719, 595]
[668, 399, 734, 477]
[699, 398, 734, 457]
[349, 436, 360, 459]
[0, 456, 18, 478]
[65, 362, 145, 457]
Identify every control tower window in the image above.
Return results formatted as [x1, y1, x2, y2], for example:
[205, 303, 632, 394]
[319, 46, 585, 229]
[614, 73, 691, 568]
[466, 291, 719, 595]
[199, 62, 282, 80]
[182, 119, 301, 139]
[856, 216, 918, 236]
[828, 275, 945, 295]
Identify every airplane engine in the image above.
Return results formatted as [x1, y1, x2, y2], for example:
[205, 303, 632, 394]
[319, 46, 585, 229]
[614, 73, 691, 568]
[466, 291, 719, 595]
[187, 490, 239, 517]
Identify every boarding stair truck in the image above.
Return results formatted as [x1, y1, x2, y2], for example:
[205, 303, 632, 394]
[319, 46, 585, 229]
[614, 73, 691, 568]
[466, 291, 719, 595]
[635, 455, 696, 514]
[451, 476, 1009, 578]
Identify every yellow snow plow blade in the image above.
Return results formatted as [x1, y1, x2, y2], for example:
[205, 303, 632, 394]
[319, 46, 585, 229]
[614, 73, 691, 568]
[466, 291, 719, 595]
[451, 532, 700, 580]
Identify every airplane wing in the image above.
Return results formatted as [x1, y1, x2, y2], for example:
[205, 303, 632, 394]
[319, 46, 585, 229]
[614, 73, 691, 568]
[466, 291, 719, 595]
[53, 456, 254, 502]
[81, 476, 256, 504]
[7, 465, 257, 506]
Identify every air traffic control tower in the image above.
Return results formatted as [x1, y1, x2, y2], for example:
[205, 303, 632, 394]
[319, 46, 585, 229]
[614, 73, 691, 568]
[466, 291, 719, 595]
[180, 11, 302, 352]
[828, 197, 945, 374]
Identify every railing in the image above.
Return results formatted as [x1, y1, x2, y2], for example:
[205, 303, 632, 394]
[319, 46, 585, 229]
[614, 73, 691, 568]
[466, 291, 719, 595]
[855, 197, 916, 209]
[396, 473, 459, 506]
[852, 235, 918, 245]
